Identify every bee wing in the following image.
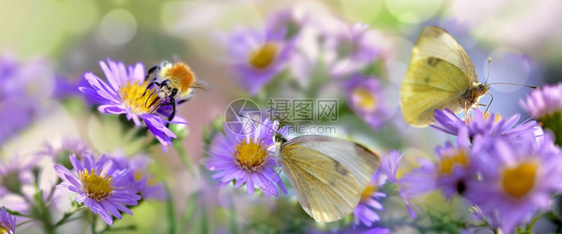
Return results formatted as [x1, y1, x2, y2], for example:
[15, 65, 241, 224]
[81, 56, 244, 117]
[280, 135, 380, 222]
[193, 78, 212, 91]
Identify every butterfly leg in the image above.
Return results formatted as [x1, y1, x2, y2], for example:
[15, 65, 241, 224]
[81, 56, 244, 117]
[261, 167, 283, 195]
[484, 92, 494, 114]
[463, 108, 470, 124]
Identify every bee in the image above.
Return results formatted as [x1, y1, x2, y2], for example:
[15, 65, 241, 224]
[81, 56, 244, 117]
[143, 60, 209, 121]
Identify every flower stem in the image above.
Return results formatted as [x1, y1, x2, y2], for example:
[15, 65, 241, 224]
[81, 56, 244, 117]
[34, 188, 54, 234]
[5, 208, 33, 218]
[525, 213, 542, 232]
[91, 215, 97, 234]
[15, 219, 36, 227]
[98, 225, 136, 233]
[54, 210, 82, 228]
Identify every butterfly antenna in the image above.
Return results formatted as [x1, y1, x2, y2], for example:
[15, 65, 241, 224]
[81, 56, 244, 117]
[487, 82, 537, 89]
[485, 57, 492, 84]
[237, 114, 279, 134]
[485, 58, 537, 89]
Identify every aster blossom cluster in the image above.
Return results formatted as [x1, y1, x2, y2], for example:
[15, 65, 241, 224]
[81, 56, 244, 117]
[220, 6, 391, 130]
[0, 136, 166, 232]
[399, 98, 562, 232]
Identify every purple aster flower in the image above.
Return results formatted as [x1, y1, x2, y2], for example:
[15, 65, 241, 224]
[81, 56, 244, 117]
[464, 132, 562, 233]
[346, 75, 388, 129]
[54, 153, 141, 225]
[0, 55, 55, 101]
[265, 7, 308, 42]
[111, 153, 166, 201]
[431, 109, 537, 140]
[0, 206, 16, 234]
[205, 118, 287, 197]
[353, 171, 386, 227]
[0, 153, 62, 217]
[0, 155, 42, 213]
[0, 55, 56, 145]
[79, 59, 187, 151]
[325, 23, 384, 79]
[379, 150, 420, 219]
[53, 75, 83, 99]
[401, 128, 474, 200]
[364, 227, 391, 234]
[520, 82, 562, 145]
[0, 99, 35, 145]
[223, 23, 296, 95]
[37, 138, 94, 168]
[520, 82, 562, 118]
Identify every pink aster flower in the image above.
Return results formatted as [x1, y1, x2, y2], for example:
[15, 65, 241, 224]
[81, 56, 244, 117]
[520, 82, 562, 119]
[520, 82, 562, 145]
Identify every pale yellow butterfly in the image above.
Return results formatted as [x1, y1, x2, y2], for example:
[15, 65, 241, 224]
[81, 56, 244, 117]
[272, 133, 380, 223]
[400, 26, 490, 127]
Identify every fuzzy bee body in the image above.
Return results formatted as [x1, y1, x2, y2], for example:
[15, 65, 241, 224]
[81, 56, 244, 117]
[144, 61, 208, 121]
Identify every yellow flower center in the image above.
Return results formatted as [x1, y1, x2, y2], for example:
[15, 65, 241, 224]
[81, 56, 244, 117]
[501, 160, 538, 199]
[0, 224, 10, 233]
[439, 149, 469, 174]
[483, 112, 502, 123]
[119, 80, 163, 114]
[353, 87, 377, 111]
[134, 170, 158, 186]
[248, 42, 279, 70]
[360, 185, 377, 202]
[466, 112, 502, 125]
[233, 138, 268, 172]
[79, 169, 115, 202]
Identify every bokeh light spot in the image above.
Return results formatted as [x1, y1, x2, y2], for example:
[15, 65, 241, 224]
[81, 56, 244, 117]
[100, 9, 137, 45]
[385, 0, 443, 24]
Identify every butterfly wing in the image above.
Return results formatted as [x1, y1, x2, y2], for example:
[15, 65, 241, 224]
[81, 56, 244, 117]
[280, 135, 380, 222]
[412, 26, 478, 82]
[400, 26, 478, 127]
[400, 59, 469, 126]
